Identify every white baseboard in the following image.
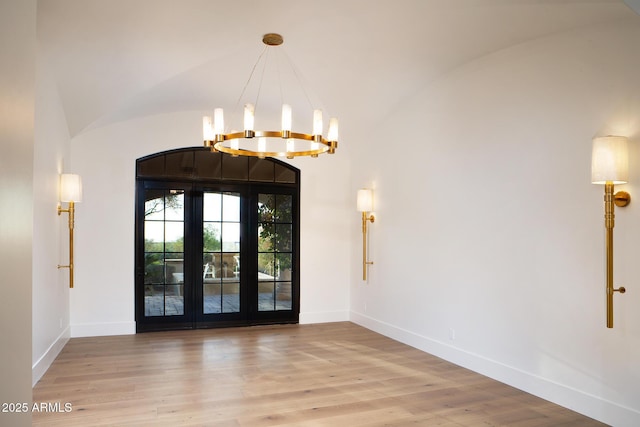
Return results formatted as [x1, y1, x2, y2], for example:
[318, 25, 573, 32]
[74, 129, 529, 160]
[70, 321, 136, 338]
[349, 311, 640, 427]
[300, 310, 349, 324]
[32, 327, 70, 387]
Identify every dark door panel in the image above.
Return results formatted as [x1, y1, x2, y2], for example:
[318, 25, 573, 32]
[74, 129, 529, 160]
[135, 148, 299, 332]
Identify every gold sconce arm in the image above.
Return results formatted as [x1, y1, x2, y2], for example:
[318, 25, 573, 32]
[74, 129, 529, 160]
[603, 183, 629, 328]
[58, 201, 76, 288]
[57, 173, 82, 289]
[357, 188, 375, 281]
[362, 211, 375, 281]
[591, 135, 630, 329]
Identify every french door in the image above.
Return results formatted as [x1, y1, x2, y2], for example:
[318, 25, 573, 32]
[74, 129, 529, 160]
[135, 149, 300, 332]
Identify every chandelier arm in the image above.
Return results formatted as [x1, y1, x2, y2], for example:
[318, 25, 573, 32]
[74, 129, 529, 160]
[212, 130, 337, 158]
[221, 130, 333, 144]
[213, 143, 330, 158]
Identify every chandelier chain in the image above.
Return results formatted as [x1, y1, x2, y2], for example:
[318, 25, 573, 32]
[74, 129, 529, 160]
[254, 46, 270, 115]
[275, 47, 284, 107]
[232, 45, 268, 130]
[280, 48, 315, 113]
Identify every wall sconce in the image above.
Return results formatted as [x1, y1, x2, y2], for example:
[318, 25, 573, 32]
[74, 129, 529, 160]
[357, 189, 375, 281]
[58, 173, 82, 288]
[591, 136, 630, 328]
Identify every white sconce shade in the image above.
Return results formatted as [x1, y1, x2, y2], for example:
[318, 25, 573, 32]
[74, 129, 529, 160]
[592, 136, 629, 184]
[357, 189, 373, 212]
[60, 174, 82, 203]
[243, 103, 255, 132]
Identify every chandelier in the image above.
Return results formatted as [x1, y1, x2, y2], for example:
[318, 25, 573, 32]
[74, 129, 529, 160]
[203, 33, 338, 159]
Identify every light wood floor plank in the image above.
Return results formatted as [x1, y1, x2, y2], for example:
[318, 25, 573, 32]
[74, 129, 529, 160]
[33, 322, 605, 426]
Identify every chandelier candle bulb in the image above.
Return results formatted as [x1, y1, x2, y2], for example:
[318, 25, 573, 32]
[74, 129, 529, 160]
[282, 104, 292, 138]
[258, 137, 266, 157]
[203, 116, 214, 142]
[328, 117, 339, 141]
[286, 138, 294, 158]
[214, 108, 224, 135]
[313, 109, 323, 140]
[244, 103, 255, 137]
[311, 141, 320, 154]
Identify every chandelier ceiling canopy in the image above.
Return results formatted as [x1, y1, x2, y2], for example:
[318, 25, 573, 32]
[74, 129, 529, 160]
[203, 33, 338, 159]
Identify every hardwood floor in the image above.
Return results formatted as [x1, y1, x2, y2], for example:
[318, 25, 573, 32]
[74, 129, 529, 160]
[32, 322, 605, 426]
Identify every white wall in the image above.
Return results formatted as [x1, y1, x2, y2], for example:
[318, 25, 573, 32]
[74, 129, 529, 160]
[31, 53, 72, 385]
[69, 112, 350, 336]
[59, 9, 640, 427]
[350, 18, 640, 426]
[0, 1, 36, 426]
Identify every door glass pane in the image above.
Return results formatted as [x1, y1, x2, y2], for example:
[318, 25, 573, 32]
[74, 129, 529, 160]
[258, 224, 275, 252]
[258, 253, 276, 280]
[223, 193, 240, 222]
[275, 254, 291, 279]
[258, 193, 293, 312]
[258, 194, 275, 221]
[274, 164, 296, 183]
[258, 281, 275, 311]
[222, 222, 240, 252]
[165, 191, 185, 220]
[276, 195, 293, 222]
[144, 190, 165, 220]
[203, 191, 240, 314]
[222, 282, 240, 313]
[138, 156, 165, 178]
[203, 193, 222, 221]
[276, 282, 292, 310]
[221, 155, 249, 180]
[194, 150, 222, 180]
[144, 222, 163, 251]
[275, 224, 292, 252]
[143, 189, 185, 317]
[249, 158, 275, 182]
[165, 222, 184, 252]
[203, 223, 222, 252]
[203, 282, 221, 314]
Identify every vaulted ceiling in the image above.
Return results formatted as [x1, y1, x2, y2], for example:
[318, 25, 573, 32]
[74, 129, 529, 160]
[37, 0, 638, 139]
